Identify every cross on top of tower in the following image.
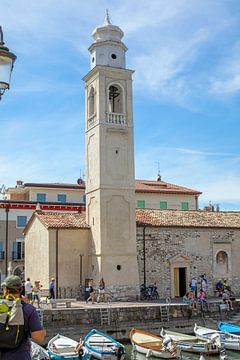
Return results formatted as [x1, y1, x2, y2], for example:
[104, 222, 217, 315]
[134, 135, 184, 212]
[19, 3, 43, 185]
[103, 9, 111, 26]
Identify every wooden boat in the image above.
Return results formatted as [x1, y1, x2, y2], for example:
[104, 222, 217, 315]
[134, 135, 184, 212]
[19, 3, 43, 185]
[47, 334, 88, 360]
[84, 328, 125, 360]
[194, 324, 240, 351]
[160, 328, 219, 355]
[31, 341, 50, 359]
[218, 321, 240, 334]
[129, 328, 178, 359]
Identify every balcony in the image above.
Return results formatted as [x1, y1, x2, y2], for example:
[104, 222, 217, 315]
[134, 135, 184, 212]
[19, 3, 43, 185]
[0, 251, 5, 260]
[106, 112, 126, 125]
[12, 252, 24, 261]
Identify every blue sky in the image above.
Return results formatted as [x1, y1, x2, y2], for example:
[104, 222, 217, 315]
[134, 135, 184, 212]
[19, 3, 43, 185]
[0, 0, 240, 210]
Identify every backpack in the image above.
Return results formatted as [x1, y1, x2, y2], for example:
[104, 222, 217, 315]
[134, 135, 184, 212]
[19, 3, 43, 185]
[0, 295, 25, 349]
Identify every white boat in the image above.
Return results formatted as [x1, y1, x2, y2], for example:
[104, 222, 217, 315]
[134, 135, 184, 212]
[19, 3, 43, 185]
[160, 328, 219, 355]
[47, 334, 88, 360]
[84, 328, 125, 360]
[31, 341, 50, 359]
[129, 328, 179, 359]
[194, 324, 240, 351]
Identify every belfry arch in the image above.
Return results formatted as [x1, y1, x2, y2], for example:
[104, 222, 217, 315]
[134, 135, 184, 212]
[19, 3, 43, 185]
[108, 83, 125, 114]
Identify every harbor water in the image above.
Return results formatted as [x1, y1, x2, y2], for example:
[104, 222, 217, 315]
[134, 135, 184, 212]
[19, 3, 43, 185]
[125, 343, 240, 360]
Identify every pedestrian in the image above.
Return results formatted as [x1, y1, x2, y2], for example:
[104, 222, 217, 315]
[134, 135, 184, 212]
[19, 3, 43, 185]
[32, 280, 42, 309]
[49, 278, 55, 299]
[97, 278, 106, 303]
[25, 277, 33, 302]
[222, 289, 234, 310]
[86, 279, 95, 304]
[189, 277, 197, 297]
[200, 275, 208, 293]
[0, 275, 45, 359]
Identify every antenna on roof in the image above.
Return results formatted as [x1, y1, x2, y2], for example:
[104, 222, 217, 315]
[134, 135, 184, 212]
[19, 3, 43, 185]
[155, 162, 162, 181]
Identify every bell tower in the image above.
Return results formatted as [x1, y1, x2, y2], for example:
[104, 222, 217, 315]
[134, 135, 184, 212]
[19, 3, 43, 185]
[83, 12, 139, 298]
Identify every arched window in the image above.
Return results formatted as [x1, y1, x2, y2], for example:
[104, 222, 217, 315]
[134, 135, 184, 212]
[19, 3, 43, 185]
[216, 251, 228, 275]
[108, 84, 123, 113]
[88, 86, 95, 117]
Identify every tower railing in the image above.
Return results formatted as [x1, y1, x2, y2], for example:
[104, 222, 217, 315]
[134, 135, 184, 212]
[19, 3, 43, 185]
[106, 112, 126, 125]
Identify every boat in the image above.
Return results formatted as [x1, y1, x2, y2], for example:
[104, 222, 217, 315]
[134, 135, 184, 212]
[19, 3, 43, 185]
[47, 334, 88, 360]
[218, 321, 240, 334]
[84, 328, 125, 360]
[129, 328, 178, 359]
[160, 328, 219, 355]
[194, 324, 240, 351]
[31, 341, 50, 359]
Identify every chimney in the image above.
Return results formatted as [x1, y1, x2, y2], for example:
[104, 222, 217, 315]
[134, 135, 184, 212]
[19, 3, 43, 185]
[16, 180, 24, 188]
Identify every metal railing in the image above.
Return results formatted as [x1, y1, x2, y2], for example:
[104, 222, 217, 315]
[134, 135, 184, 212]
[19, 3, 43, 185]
[12, 251, 24, 260]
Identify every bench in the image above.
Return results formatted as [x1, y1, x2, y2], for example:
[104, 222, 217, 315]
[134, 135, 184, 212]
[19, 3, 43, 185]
[219, 303, 228, 311]
[49, 298, 76, 309]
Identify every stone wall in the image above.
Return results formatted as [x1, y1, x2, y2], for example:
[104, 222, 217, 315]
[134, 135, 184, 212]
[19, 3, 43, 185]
[136, 226, 240, 298]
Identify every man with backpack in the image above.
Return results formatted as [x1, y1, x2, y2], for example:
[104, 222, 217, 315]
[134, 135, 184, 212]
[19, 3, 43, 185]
[0, 275, 46, 359]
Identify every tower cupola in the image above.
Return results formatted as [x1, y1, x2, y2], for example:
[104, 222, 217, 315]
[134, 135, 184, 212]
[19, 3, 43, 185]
[89, 11, 127, 69]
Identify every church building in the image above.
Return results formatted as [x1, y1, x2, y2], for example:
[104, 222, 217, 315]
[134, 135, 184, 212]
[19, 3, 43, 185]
[24, 14, 240, 300]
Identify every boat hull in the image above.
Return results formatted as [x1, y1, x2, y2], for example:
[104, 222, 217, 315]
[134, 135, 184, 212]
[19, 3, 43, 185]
[160, 329, 219, 355]
[47, 334, 88, 360]
[194, 324, 240, 351]
[84, 328, 125, 360]
[130, 328, 178, 359]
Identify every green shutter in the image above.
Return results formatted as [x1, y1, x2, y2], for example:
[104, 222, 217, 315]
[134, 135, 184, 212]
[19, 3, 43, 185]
[181, 202, 189, 210]
[137, 200, 145, 209]
[160, 201, 167, 210]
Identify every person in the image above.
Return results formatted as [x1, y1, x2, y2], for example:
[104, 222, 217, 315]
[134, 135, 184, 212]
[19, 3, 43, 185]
[97, 278, 105, 303]
[49, 278, 55, 299]
[0, 275, 45, 359]
[222, 289, 234, 310]
[86, 279, 95, 304]
[25, 278, 33, 302]
[200, 275, 208, 293]
[32, 280, 42, 309]
[216, 279, 224, 297]
[223, 278, 231, 291]
[189, 277, 197, 297]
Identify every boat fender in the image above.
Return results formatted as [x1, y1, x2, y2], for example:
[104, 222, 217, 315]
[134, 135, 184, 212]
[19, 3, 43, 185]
[116, 346, 124, 360]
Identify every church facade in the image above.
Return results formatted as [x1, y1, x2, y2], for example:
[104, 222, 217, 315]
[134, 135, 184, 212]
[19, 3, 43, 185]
[23, 15, 240, 299]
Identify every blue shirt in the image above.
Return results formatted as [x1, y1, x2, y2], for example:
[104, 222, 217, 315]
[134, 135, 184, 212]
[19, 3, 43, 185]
[1, 301, 43, 359]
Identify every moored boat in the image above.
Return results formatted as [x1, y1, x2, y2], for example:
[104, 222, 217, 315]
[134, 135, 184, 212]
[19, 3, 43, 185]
[84, 328, 125, 360]
[218, 322, 240, 334]
[31, 341, 50, 359]
[47, 334, 88, 360]
[194, 324, 240, 351]
[129, 328, 178, 359]
[160, 328, 219, 355]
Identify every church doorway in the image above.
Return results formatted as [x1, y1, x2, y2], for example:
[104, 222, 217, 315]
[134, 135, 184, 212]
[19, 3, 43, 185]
[170, 255, 190, 298]
[174, 267, 186, 297]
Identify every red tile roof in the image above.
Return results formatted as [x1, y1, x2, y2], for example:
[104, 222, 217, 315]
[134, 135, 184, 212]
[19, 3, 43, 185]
[136, 209, 240, 228]
[35, 212, 89, 229]
[135, 179, 201, 195]
[7, 179, 201, 195]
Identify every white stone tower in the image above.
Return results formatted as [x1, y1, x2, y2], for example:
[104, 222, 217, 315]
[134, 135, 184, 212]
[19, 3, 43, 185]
[83, 12, 139, 298]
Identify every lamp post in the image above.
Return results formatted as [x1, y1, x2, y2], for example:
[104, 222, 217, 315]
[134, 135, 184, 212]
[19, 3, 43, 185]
[0, 26, 17, 100]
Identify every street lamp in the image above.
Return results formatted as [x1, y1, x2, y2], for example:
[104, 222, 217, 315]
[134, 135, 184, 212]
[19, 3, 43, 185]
[0, 26, 17, 100]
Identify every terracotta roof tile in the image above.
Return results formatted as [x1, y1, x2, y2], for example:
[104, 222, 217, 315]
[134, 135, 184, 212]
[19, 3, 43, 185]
[35, 212, 89, 229]
[136, 209, 240, 228]
[135, 179, 201, 195]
